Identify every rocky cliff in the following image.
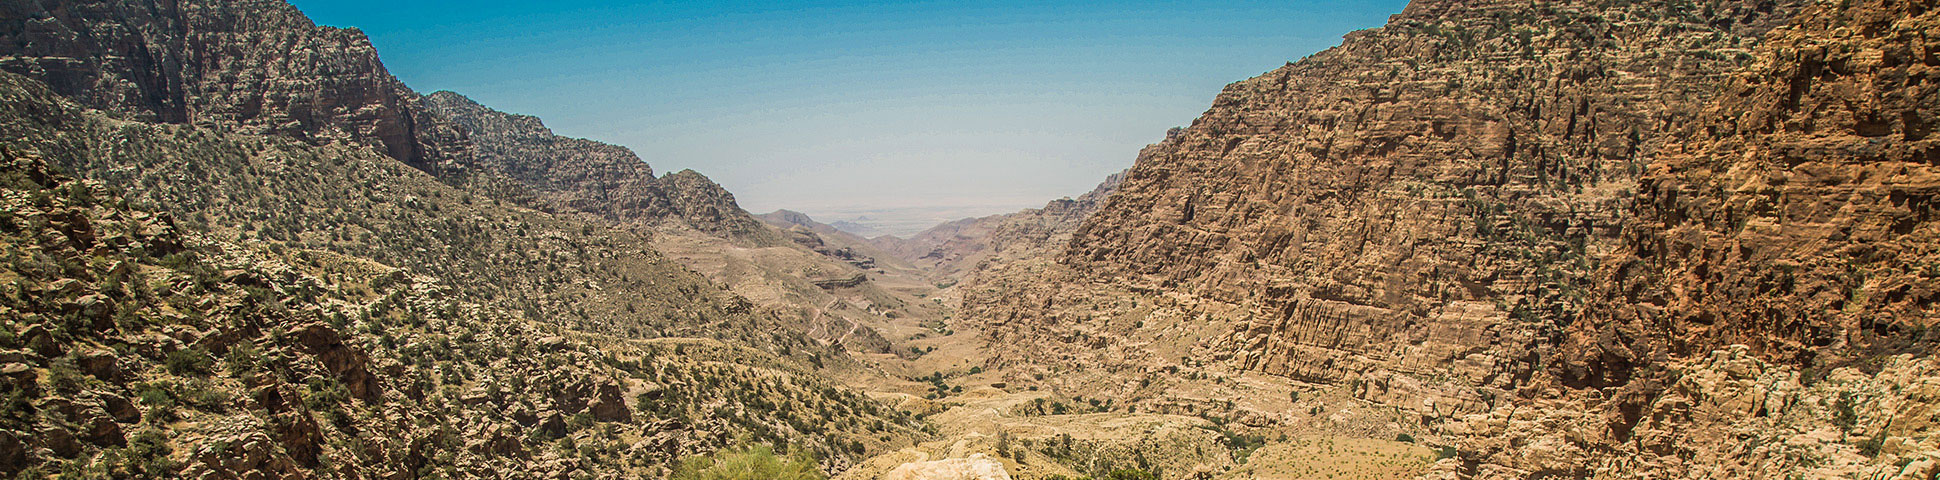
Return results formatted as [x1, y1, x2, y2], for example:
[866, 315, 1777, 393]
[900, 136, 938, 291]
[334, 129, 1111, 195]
[982, 0, 1802, 402]
[1, 0, 774, 240]
[423, 91, 775, 240]
[1566, 0, 1940, 385]
[0, 0, 465, 172]
[965, 0, 1940, 477]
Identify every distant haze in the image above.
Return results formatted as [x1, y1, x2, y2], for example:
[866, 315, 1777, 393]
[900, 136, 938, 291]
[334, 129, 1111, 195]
[290, 0, 1405, 233]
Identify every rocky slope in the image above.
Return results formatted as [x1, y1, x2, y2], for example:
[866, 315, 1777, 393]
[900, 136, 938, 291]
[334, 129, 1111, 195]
[0, 0, 464, 172]
[1477, 0, 1940, 475]
[0, 71, 820, 356]
[0, 153, 924, 478]
[955, 0, 1940, 478]
[978, 0, 1797, 408]
[876, 171, 1123, 286]
[423, 92, 775, 240]
[1, 0, 775, 239]
[1569, 0, 1940, 384]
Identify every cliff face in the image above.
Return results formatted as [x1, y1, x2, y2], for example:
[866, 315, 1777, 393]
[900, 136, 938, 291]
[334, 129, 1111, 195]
[965, 0, 1940, 477]
[422, 92, 774, 240]
[985, 0, 1803, 408]
[1463, 3, 1940, 474]
[1, 0, 771, 239]
[0, 0, 464, 171]
[1565, 0, 1940, 385]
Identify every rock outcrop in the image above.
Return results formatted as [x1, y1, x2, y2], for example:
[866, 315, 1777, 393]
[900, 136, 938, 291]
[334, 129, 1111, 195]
[1565, 0, 1940, 387]
[979, 0, 1803, 408]
[881, 454, 1012, 480]
[964, 0, 1940, 477]
[0, 0, 464, 171]
[423, 91, 776, 239]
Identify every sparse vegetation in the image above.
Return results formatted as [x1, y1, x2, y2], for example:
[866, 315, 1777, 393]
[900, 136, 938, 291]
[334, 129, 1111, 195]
[670, 444, 825, 480]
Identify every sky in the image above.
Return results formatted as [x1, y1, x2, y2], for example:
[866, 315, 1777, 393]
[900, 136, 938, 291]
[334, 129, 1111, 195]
[290, 0, 1406, 235]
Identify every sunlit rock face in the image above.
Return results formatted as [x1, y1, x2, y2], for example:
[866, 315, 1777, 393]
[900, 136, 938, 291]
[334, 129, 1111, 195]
[883, 454, 1012, 480]
[0, 0, 465, 171]
[967, 0, 1940, 476]
[979, 0, 1805, 416]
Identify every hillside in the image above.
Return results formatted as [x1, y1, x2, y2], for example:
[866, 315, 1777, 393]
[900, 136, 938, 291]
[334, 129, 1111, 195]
[0, 152, 923, 478]
[422, 92, 775, 241]
[945, 0, 1940, 477]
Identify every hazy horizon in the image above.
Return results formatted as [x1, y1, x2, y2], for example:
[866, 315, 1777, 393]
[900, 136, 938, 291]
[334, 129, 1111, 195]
[288, 0, 1405, 232]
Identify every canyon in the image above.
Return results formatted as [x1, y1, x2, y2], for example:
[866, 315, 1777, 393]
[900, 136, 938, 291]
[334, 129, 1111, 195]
[0, 0, 1935, 479]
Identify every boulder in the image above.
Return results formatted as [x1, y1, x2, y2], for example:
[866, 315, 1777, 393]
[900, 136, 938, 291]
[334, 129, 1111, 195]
[0, 430, 26, 476]
[74, 348, 119, 380]
[288, 323, 381, 401]
[0, 364, 36, 395]
[588, 381, 632, 423]
[20, 325, 61, 359]
[93, 392, 140, 424]
[78, 413, 123, 446]
[35, 425, 79, 458]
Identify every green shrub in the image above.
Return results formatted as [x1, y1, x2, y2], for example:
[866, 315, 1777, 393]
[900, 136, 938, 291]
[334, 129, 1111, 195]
[1102, 469, 1158, 480]
[670, 444, 824, 480]
[1396, 433, 1416, 443]
[224, 342, 267, 377]
[164, 348, 214, 376]
[568, 412, 595, 431]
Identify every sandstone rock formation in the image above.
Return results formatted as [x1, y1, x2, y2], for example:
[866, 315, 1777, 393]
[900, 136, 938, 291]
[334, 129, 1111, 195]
[979, 0, 1799, 403]
[951, 0, 1940, 477]
[1565, 0, 1940, 386]
[0, 0, 464, 171]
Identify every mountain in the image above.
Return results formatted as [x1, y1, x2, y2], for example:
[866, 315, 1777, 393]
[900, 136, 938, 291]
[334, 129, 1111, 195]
[948, 0, 1940, 477]
[874, 170, 1123, 286]
[0, 0, 774, 242]
[7, 0, 1939, 478]
[0, 0, 464, 172]
[421, 92, 775, 241]
[0, 151, 923, 478]
[0, 0, 935, 477]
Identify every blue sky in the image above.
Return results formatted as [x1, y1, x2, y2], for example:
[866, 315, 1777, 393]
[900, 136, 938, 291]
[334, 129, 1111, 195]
[290, 0, 1405, 233]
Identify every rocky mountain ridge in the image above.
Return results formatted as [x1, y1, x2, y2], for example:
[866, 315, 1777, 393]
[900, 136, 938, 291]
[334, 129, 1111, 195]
[954, 0, 1940, 477]
[423, 92, 775, 241]
[1, 0, 766, 239]
[873, 171, 1123, 286]
[0, 151, 923, 478]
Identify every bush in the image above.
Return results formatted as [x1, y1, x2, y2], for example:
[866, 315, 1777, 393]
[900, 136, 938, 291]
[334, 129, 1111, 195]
[670, 444, 824, 480]
[1396, 433, 1416, 443]
[568, 412, 595, 431]
[1103, 469, 1158, 480]
[225, 342, 267, 377]
[164, 348, 214, 376]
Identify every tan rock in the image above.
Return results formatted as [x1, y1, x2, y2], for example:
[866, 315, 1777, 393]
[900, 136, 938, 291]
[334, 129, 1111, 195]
[881, 454, 1011, 480]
